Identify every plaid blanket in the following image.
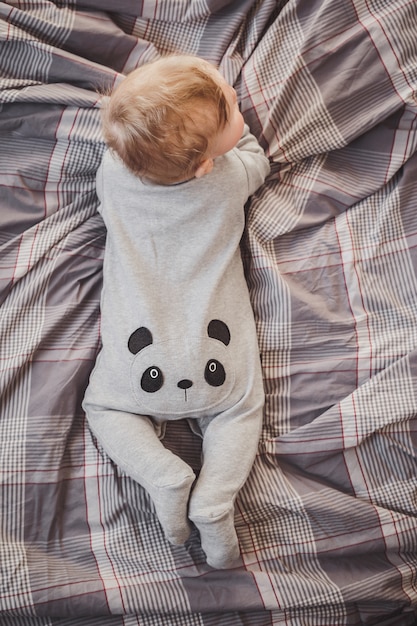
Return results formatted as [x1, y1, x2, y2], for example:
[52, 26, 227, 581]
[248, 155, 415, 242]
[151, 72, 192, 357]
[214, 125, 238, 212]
[1, 0, 417, 624]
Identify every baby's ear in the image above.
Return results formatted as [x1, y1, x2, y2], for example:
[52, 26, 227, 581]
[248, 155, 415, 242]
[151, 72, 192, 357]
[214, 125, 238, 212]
[194, 158, 214, 178]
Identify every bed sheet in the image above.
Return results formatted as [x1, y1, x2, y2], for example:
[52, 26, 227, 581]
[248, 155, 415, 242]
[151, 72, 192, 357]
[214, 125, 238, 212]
[1, 1, 417, 624]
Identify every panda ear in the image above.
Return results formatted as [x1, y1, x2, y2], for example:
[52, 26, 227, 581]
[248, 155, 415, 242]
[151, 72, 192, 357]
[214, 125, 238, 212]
[207, 319, 230, 346]
[128, 327, 153, 354]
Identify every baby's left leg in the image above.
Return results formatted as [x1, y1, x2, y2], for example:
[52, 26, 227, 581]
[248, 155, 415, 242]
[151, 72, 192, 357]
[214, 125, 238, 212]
[85, 405, 195, 544]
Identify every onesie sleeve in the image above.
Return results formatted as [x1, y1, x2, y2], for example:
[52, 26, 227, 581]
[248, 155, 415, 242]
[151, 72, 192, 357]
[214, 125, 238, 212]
[95, 150, 117, 217]
[95, 158, 105, 216]
[234, 124, 270, 197]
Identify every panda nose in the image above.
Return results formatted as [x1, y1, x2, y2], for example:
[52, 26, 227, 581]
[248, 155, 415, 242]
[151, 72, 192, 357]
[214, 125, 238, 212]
[177, 379, 193, 390]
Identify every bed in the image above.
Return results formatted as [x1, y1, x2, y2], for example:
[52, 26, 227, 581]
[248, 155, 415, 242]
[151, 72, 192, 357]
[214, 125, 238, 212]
[1, 0, 417, 624]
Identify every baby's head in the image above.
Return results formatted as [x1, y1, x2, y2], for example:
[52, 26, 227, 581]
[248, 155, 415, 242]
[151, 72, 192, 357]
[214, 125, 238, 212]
[101, 55, 244, 184]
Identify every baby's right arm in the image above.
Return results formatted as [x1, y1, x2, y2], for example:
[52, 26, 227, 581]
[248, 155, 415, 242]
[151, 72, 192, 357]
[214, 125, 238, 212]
[235, 124, 270, 195]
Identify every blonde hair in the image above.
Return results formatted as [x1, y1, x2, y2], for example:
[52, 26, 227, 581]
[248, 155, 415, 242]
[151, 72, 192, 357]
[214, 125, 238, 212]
[101, 55, 230, 184]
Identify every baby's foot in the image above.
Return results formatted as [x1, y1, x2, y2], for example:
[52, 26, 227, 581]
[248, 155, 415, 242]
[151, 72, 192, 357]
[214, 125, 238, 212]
[151, 470, 195, 544]
[189, 502, 240, 568]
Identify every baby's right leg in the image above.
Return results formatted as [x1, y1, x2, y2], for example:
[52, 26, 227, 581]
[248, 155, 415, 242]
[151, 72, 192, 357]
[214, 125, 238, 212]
[85, 406, 195, 544]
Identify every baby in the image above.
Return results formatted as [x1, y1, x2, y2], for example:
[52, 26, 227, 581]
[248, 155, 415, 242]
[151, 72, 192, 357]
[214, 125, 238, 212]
[83, 54, 270, 569]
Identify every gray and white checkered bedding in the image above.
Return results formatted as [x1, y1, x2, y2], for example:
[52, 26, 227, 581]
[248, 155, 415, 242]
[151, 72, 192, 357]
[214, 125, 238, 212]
[1, 1, 417, 624]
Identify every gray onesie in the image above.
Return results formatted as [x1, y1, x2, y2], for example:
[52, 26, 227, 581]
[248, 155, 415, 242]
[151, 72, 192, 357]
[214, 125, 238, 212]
[83, 124, 270, 569]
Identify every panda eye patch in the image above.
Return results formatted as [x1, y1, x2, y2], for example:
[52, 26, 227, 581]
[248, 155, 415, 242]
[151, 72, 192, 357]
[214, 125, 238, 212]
[204, 359, 226, 387]
[141, 366, 164, 392]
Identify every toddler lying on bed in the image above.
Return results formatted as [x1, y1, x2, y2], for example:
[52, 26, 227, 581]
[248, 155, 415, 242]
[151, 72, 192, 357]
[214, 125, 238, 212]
[83, 54, 270, 569]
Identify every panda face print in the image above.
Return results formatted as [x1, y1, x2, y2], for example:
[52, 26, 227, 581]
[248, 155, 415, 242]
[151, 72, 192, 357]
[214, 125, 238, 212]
[128, 320, 235, 417]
